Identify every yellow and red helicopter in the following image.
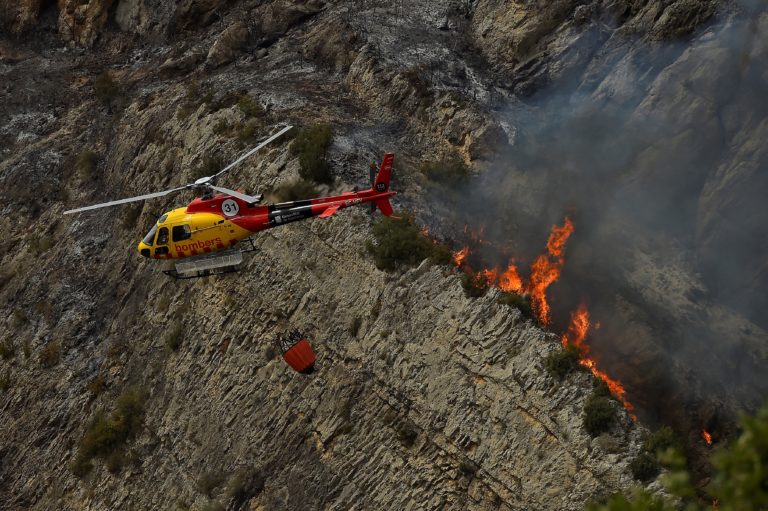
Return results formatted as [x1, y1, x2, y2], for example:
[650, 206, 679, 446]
[65, 125, 396, 278]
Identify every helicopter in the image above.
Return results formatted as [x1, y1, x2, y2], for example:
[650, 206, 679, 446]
[64, 125, 396, 278]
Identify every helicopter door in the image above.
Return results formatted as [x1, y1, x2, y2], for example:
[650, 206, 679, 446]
[154, 227, 170, 256]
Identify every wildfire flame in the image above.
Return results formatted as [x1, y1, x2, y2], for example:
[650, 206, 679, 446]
[561, 303, 590, 350]
[702, 430, 713, 445]
[498, 261, 524, 294]
[478, 268, 498, 284]
[528, 217, 574, 326]
[453, 215, 635, 418]
[453, 246, 470, 268]
[562, 305, 635, 417]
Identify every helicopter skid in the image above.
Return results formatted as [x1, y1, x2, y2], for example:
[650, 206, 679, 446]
[162, 237, 257, 279]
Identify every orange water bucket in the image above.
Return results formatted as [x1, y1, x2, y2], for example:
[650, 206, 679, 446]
[281, 338, 316, 374]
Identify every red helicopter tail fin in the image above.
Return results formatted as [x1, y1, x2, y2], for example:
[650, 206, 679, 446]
[376, 198, 393, 216]
[373, 153, 394, 193]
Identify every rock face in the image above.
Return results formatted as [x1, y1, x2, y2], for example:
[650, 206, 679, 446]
[56, 0, 114, 46]
[0, 211, 641, 508]
[206, 21, 249, 69]
[0, 0, 43, 33]
[0, 0, 764, 509]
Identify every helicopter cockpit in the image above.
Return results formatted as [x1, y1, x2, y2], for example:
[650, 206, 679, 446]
[138, 214, 169, 258]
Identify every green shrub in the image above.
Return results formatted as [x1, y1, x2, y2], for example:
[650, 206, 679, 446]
[11, 309, 28, 328]
[0, 339, 15, 360]
[458, 461, 478, 477]
[586, 488, 676, 511]
[105, 450, 125, 474]
[583, 393, 616, 437]
[0, 370, 11, 392]
[497, 292, 533, 317]
[185, 80, 201, 101]
[176, 105, 195, 120]
[272, 179, 319, 202]
[349, 316, 362, 337]
[71, 386, 148, 477]
[165, 322, 184, 351]
[290, 124, 333, 184]
[107, 339, 128, 359]
[197, 471, 226, 497]
[76, 150, 98, 181]
[122, 206, 142, 229]
[460, 271, 490, 298]
[709, 402, 768, 508]
[402, 66, 433, 106]
[395, 422, 418, 447]
[191, 154, 223, 180]
[544, 345, 581, 378]
[94, 71, 119, 104]
[236, 118, 260, 143]
[592, 377, 612, 399]
[39, 342, 61, 368]
[87, 374, 107, 399]
[33, 301, 53, 322]
[29, 235, 53, 255]
[226, 466, 265, 505]
[366, 216, 452, 271]
[213, 119, 231, 136]
[420, 156, 469, 186]
[630, 451, 660, 482]
[642, 426, 678, 455]
[237, 95, 263, 118]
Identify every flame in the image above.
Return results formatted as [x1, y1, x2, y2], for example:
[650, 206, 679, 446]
[562, 304, 636, 417]
[455, 215, 635, 418]
[453, 246, 470, 268]
[581, 358, 635, 417]
[527, 217, 575, 326]
[498, 261, 524, 294]
[478, 268, 498, 284]
[702, 430, 713, 445]
[561, 304, 590, 350]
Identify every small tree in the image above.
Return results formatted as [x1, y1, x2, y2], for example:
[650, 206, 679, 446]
[94, 71, 120, 110]
[544, 345, 581, 378]
[366, 216, 451, 271]
[290, 124, 333, 184]
[583, 393, 616, 437]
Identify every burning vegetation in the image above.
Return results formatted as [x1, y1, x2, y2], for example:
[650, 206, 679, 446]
[453, 216, 635, 416]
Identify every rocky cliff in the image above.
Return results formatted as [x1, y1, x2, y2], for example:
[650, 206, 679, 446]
[1, 0, 765, 509]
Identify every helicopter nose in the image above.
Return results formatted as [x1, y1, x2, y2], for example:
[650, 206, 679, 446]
[137, 242, 151, 258]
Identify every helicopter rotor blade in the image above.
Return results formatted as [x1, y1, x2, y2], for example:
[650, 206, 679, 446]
[208, 185, 263, 204]
[212, 124, 293, 181]
[63, 185, 190, 215]
[64, 124, 292, 215]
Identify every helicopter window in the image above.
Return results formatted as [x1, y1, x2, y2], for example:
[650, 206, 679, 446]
[157, 227, 169, 246]
[155, 246, 169, 256]
[158, 214, 168, 224]
[172, 225, 192, 242]
[143, 225, 157, 246]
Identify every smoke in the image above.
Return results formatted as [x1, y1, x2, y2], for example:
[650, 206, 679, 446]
[429, 4, 768, 443]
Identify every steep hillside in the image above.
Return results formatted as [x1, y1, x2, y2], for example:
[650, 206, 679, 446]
[1, 0, 765, 509]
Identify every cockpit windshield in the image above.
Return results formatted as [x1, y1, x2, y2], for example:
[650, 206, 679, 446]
[143, 225, 157, 246]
